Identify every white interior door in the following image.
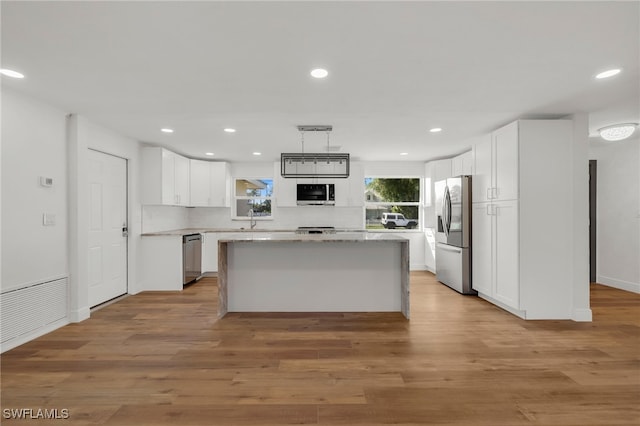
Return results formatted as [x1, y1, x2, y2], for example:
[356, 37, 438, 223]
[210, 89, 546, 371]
[88, 149, 128, 307]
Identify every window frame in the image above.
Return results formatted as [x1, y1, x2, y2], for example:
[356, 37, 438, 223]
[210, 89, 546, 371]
[232, 177, 274, 221]
[364, 176, 422, 232]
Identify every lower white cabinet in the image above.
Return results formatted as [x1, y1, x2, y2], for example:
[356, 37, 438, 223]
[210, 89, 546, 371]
[472, 200, 519, 312]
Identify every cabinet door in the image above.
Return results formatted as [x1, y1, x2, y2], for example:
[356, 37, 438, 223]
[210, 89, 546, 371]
[493, 122, 518, 201]
[473, 135, 492, 203]
[161, 149, 176, 205]
[190, 160, 211, 206]
[451, 156, 463, 177]
[472, 203, 492, 295]
[461, 151, 474, 175]
[494, 201, 519, 309]
[433, 159, 452, 182]
[209, 162, 230, 207]
[174, 154, 190, 205]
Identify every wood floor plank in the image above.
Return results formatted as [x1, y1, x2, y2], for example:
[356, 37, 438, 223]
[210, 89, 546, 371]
[1, 273, 639, 425]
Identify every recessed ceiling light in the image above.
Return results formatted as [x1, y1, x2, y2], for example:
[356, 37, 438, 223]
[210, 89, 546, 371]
[224, 128, 236, 133]
[598, 123, 638, 141]
[310, 68, 329, 79]
[161, 128, 174, 133]
[400, 152, 409, 156]
[595, 68, 621, 79]
[430, 128, 442, 133]
[205, 152, 215, 156]
[253, 152, 262, 156]
[0, 69, 25, 79]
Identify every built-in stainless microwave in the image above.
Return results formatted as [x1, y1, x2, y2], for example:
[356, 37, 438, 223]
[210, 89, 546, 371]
[296, 184, 335, 205]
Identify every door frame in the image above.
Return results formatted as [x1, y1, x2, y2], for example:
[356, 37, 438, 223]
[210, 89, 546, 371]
[589, 160, 597, 283]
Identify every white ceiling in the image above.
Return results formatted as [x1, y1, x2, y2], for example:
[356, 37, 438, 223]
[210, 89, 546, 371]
[2, 1, 639, 162]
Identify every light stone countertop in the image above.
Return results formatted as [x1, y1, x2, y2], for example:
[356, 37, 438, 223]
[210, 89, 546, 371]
[217, 232, 409, 243]
[141, 228, 368, 237]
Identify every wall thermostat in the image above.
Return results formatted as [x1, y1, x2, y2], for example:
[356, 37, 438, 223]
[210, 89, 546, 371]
[39, 176, 53, 187]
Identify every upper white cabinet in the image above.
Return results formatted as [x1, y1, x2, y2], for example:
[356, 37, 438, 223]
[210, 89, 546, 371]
[451, 150, 473, 177]
[473, 123, 518, 203]
[142, 147, 190, 206]
[432, 158, 452, 183]
[471, 119, 575, 319]
[190, 160, 230, 207]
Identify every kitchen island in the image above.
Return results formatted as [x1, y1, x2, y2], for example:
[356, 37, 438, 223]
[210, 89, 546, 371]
[218, 233, 410, 319]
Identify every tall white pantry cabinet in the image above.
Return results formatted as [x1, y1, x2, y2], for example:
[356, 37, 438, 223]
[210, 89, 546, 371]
[472, 119, 574, 319]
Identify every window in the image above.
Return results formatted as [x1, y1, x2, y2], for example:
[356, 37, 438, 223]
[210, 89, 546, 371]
[234, 178, 273, 219]
[365, 177, 421, 230]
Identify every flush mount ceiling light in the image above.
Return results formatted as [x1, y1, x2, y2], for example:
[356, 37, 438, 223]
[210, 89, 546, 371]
[595, 68, 621, 79]
[400, 152, 409, 156]
[0, 68, 25, 79]
[429, 127, 442, 133]
[310, 68, 329, 79]
[252, 152, 262, 156]
[161, 128, 174, 133]
[224, 128, 236, 133]
[205, 152, 215, 156]
[598, 123, 638, 141]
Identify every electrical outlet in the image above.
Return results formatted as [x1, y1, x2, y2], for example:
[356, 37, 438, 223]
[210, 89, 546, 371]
[43, 213, 56, 226]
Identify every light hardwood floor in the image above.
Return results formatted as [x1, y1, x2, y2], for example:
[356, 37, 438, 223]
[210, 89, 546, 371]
[1, 272, 639, 425]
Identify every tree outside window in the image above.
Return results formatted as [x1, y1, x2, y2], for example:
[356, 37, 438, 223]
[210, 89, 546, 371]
[365, 178, 420, 230]
[234, 178, 273, 218]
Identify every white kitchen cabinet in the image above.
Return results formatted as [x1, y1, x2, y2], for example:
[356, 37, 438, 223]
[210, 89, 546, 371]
[142, 147, 190, 206]
[472, 200, 519, 309]
[432, 158, 452, 183]
[471, 203, 492, 295]
[174, 154, 190, 205]
[472, 119, 575, 320]
[473, 123, 518, 203]
[190, 160, 230, 207]
[451, 150, 473, 177]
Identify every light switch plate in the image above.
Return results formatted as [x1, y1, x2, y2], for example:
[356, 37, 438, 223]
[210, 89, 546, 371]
[39, 176, 54, 187]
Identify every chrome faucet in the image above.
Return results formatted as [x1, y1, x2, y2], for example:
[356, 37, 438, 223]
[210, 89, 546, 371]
[249, 209, 257, 229]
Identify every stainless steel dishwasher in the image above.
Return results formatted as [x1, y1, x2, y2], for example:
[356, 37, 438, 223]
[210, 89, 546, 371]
[182, 233, 202, 285]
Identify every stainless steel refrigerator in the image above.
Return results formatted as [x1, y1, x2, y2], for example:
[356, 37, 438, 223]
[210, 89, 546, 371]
[434, 176, 474, 294]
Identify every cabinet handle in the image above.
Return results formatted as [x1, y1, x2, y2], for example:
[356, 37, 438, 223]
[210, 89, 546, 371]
[493, 187, 498, 199]
[487, 204, 492, 216]
[487, 188, 492, 200]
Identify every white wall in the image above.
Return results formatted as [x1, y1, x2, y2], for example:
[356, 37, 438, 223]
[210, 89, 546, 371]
[1, 88, 145, 348]
[590, 137, 640, 293]
[1, 89, 68, 291]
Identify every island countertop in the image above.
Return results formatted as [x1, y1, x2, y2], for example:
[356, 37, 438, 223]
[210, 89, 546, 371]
[217, 232, 409, 243]
[140, 228, 369, 237]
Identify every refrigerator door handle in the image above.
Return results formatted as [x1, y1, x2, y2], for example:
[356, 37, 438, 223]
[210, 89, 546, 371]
[442, 186, 451, 236]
